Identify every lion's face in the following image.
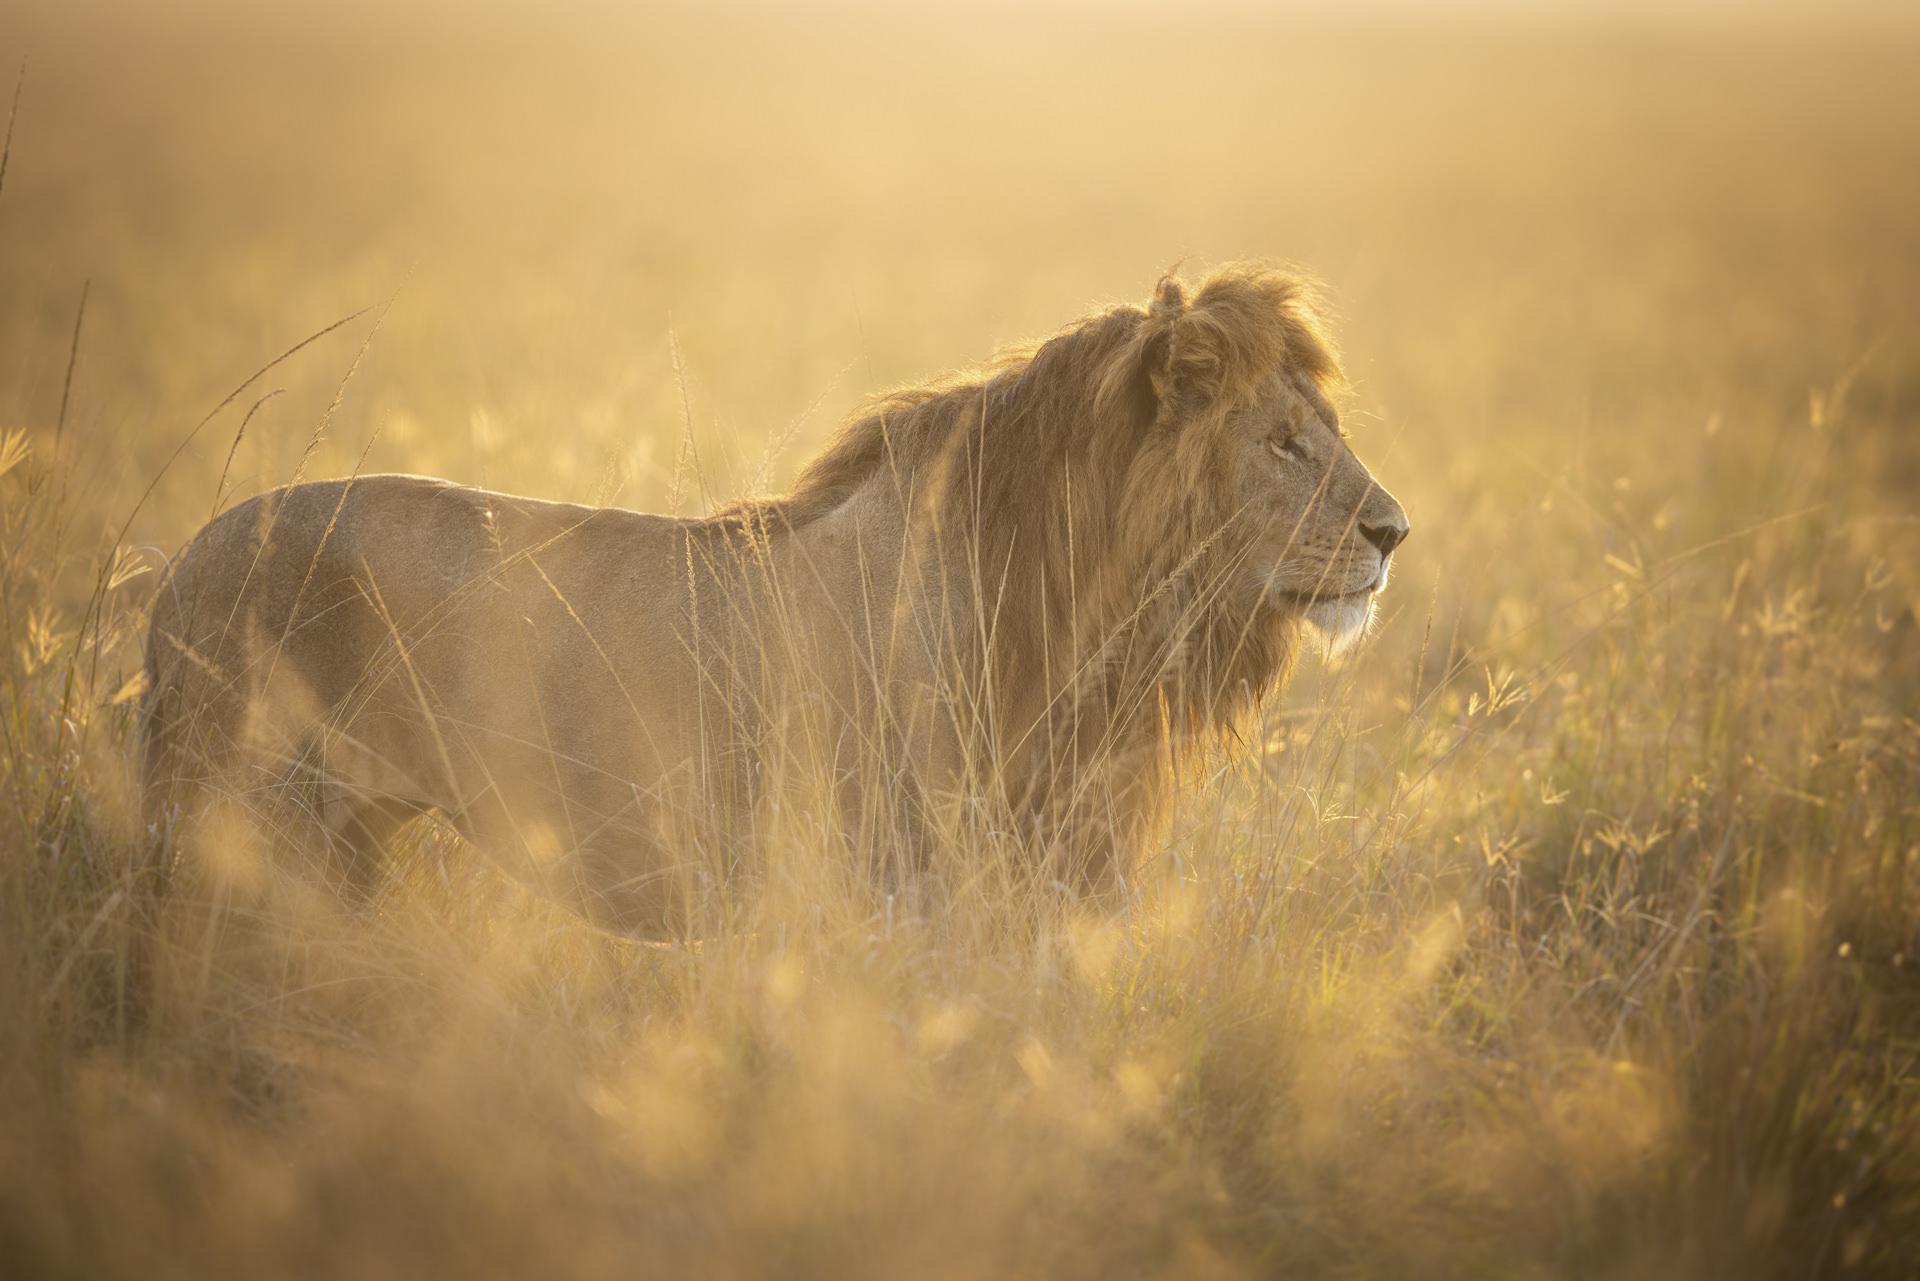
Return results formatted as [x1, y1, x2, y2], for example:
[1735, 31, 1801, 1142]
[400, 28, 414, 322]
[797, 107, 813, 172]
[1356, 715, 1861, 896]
[1225, 372, 1409, 646]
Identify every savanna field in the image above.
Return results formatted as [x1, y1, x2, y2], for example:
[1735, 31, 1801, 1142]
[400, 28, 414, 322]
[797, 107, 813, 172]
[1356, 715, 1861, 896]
[2, 2, 1919, 1276]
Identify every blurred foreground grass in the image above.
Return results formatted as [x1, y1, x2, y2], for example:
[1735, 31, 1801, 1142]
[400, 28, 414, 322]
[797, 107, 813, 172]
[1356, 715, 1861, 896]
[2, 4, 1918, 1276]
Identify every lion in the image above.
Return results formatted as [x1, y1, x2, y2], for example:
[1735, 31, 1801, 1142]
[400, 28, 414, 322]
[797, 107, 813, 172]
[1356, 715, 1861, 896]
[140, 265, 1408, 935]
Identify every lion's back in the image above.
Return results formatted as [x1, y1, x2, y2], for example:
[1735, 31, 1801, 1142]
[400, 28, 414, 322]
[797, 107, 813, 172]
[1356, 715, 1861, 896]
[139, 474, 725, 802]
[148, 475, 463, 681]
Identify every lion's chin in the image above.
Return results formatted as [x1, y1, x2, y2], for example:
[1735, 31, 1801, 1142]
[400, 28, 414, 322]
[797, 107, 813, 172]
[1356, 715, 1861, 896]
[1300, 591, 1378, 653]
[1271, 559, 1390, 654]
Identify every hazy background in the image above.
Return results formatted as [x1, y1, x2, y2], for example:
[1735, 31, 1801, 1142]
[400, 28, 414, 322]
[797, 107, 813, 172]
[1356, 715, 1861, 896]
[5, 1, 1916, 545]
[2, 2, 1917, 1277]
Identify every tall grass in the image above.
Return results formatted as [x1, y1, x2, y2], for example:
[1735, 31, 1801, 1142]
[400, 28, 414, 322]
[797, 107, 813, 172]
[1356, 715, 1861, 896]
[2, 5, 1917, 1277]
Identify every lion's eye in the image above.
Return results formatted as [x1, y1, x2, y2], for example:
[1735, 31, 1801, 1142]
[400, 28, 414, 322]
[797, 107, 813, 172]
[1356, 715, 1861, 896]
[1268, 435, 1310, 463]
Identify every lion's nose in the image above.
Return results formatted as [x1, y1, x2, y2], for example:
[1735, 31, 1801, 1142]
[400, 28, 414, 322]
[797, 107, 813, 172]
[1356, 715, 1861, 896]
[1360, 518, 1408, 556]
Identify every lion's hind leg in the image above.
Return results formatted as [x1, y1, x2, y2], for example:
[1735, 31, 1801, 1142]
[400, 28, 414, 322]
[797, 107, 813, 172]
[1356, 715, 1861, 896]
[276, 715, 441, 909]
[314, 785, 427, 906]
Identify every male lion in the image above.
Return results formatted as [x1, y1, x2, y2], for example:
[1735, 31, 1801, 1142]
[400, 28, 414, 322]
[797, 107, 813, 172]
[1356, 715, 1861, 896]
[141, 266, 1408, 934]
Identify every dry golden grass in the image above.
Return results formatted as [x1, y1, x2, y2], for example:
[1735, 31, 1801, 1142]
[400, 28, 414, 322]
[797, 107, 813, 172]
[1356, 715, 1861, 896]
[2, 4, 1918, 1277]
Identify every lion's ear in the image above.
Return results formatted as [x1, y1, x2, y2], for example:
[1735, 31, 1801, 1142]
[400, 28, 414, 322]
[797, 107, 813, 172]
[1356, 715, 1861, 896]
[1148, 277, 1186, 321]
[1143, 284, 1229, 429]
[1098, 276, 1236, 429]
[1103, 266, 1340, 435]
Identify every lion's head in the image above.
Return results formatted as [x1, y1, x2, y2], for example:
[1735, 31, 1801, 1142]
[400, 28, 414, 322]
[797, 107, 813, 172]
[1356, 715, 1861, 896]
[1105, 272, 1409, 658]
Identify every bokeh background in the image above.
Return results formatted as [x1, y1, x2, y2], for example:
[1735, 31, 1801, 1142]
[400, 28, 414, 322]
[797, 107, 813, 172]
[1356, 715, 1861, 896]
[2, 1, 1917, 1277]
